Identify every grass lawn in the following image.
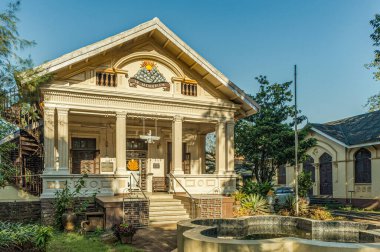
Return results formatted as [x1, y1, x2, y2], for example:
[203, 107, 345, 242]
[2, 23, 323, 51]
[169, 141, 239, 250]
[47, 232, 141, 252]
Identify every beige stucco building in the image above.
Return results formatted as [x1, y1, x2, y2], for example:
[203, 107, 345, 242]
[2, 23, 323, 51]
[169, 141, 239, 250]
[281, 111, 380, 208]
[39, 18, 259, 198]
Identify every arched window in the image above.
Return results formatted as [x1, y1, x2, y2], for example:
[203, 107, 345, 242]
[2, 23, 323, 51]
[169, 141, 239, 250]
[277, 165, 286, 185]
[303, 156, 315, 182]
[355, 148, 371, 183]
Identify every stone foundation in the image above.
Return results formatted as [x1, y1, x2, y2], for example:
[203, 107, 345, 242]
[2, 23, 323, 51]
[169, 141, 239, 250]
[0, 200, 41, 223]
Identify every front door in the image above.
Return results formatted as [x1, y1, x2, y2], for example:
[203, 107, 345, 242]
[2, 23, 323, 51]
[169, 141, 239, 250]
[126, 139, 147, 191]
[319, 153, 333, 195]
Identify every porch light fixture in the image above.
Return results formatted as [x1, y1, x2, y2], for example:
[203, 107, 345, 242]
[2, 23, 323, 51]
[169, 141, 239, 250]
[139, 117, 160, 144]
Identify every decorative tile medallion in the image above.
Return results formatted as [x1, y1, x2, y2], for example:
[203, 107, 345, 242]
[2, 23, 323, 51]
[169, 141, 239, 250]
[128, 61, 170, 91]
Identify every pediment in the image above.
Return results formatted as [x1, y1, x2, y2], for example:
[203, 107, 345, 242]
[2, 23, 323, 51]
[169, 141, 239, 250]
[41, 18, 259, 118]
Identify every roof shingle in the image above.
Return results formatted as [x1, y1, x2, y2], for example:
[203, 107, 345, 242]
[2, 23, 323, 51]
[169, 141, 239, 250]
[310, 110, 380, 146]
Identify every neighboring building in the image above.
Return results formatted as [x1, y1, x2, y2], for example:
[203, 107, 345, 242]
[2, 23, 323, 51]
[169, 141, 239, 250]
[11, 18, 258, 198]
[282, 110, 380, 208]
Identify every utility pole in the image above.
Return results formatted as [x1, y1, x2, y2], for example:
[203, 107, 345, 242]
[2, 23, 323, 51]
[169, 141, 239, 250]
[294, 65, 299, 216]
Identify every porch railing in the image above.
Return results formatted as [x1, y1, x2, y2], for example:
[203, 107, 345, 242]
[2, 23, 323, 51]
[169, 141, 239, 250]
[130, 172, 148, 200]
[168, 173, 196, 218]
[12, 174, 42, 196]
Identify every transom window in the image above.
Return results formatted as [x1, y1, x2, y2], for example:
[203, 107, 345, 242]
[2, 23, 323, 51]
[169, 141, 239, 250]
[354, 148, 371, 184]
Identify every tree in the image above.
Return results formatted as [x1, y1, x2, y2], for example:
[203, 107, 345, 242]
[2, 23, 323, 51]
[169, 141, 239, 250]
[297, 171, 314, 198]
[365, 14, 380, 111]
[235, 76, 316, 183]
[205, 133, 216, 173]
[0, 1, 52, 186]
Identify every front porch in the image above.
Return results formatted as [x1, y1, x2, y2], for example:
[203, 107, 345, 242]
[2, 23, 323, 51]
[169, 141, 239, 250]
[41, 109, 237, 198]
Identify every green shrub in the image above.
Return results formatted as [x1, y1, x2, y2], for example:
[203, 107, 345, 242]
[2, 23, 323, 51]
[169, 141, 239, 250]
[0, 221, 53, 251]
[242, 180, 273, 197]
[279, 195, 309, 216]
[232, 191, 247, 202]
[53, 173, 99, 229]
[241, 194, 269, 215]
[309, 207, 333, 220]
[298, 171, 314, 197]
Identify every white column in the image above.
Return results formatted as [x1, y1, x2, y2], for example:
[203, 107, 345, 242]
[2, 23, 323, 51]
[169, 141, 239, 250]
[172, 115, 184, 174]
[215, 120, 226, 174]
[225, 120, 235, 174]
[43, 107, 55, 174]
[198, 134, 206, 174]
[116, 112, 127, 174]
[57, 108, 69, 174]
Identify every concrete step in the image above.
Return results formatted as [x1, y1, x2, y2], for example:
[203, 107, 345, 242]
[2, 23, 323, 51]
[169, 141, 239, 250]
[150, 220, 188, 225]
[150, 215, 190, 222]
[148, 194, 175, 199]
[149, 201, 183, 207]
[150, 206, 188, 212]
[150, 210, 188, 217]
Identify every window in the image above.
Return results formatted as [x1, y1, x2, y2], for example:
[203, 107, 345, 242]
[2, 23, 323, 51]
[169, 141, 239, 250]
[277, 165, 286, 185]
[303, 156, 315, 182]
[71, 138, 99, 174]
[355, 148, 371, 183]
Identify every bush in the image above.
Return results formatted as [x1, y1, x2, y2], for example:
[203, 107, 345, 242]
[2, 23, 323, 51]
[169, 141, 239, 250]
[309, 207, 333, 220]
[242, 180, 273, 197]
[54, 174, 99, 229]
[298, 171, 314, 197]
[232, 191, 246, 202]
[241, 194, 269, 215]
[0, 221, 53, 251]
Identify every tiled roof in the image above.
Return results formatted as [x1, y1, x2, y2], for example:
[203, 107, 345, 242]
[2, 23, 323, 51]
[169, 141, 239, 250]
[310, 110, 380, 146]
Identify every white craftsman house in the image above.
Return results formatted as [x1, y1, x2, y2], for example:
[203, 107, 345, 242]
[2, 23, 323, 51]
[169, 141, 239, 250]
[39, 18, 259, 198]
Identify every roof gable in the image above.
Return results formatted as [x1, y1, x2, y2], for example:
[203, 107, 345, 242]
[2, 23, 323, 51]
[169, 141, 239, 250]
[310, 110, 380, 147]
[39, 18, 259, 118]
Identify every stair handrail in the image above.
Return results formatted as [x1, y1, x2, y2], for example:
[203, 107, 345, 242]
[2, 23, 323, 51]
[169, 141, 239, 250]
[168, 173, 196, 218]
[130, 172, 148, 201]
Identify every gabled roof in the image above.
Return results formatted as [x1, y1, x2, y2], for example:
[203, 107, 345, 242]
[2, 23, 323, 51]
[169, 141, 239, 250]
[310, 110, 380, 148]
[39, 17, 259, 117]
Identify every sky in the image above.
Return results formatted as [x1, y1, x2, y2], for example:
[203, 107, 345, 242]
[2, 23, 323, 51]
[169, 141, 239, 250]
[6, 0, 380, 123]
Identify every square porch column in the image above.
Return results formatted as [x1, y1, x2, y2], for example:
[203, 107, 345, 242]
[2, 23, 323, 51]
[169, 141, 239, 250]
[116, 112, 127, 174]
[172, 116, 184, 174]
[198, 134, 206, 174]
[225, 120, 235, 174]
[57, 108, 69, 174]
[43, 107, 55, 174]
[215, 120, 226, 174]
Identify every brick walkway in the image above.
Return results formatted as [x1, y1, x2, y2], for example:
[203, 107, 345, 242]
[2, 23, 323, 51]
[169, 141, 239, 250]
[131, 224, 177, 252]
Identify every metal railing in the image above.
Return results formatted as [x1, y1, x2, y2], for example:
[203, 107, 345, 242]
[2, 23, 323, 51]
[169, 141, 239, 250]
[168, 173, 197, 218]
[130, 172, 148, 200]
[122, 173, 149, 227]
[12, 174, 42, 196]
